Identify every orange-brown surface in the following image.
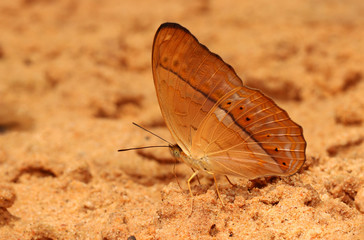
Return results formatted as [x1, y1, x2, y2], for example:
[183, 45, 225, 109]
[0, 0, 363, 239]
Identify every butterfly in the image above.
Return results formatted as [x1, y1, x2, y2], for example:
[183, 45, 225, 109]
[151, 22, 306, 205]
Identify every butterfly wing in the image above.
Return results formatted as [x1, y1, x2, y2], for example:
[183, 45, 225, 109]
[152, 23, 306, 178]
[192, 86, 306, 178]
[152, 23, 243, 154]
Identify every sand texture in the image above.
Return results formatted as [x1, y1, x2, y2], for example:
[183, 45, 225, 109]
[0, 0, 364, 239]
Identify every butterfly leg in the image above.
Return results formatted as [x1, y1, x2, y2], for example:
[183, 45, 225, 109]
[173, 160, 183, 191]
[187, 170, 199, 198]
[225, 175, 236, 187]
[191, 168, 201, 185]
[187, 170, 199, 215]
[213, 174, 225, 207]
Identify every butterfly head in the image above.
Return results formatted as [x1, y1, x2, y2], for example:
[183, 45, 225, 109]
[169, 144, 183, 159]
[170, 144, 194, 165]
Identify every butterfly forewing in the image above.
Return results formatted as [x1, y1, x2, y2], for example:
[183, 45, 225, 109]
[152, 23, 306, 178]
[153, 24, 243, 150]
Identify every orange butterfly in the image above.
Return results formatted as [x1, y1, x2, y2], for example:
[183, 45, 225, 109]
[151, 22, 306, 205]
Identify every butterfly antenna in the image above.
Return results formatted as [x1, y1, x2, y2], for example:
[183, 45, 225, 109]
[132, 122, 172, 145]
[118, 145, 170, 152]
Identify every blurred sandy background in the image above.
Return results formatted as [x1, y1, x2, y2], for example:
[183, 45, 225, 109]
[0, 0, 364, 239]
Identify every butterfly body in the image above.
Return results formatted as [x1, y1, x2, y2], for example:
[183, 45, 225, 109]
[170, 144, 214, 174]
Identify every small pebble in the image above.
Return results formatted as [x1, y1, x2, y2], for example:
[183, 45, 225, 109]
[0, 184, 16, 208]
[354, 186, 364, 213]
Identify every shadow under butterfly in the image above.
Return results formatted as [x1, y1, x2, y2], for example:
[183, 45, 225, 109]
[120, 22, 306, 209]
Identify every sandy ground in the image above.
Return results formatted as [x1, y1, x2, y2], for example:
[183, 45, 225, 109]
[0, 0, 364, 239]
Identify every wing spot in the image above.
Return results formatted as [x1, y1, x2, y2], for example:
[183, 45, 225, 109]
[163, 57, 168, 63]
[282, 162, 286, 166]
[275, 147, 279, 152]
[246, 117, 251, 121]
[239, 106, 243, 110]
[173, 60, 179, 67]
[267, 134, 270, 137]
[227, 101, 232, 105]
